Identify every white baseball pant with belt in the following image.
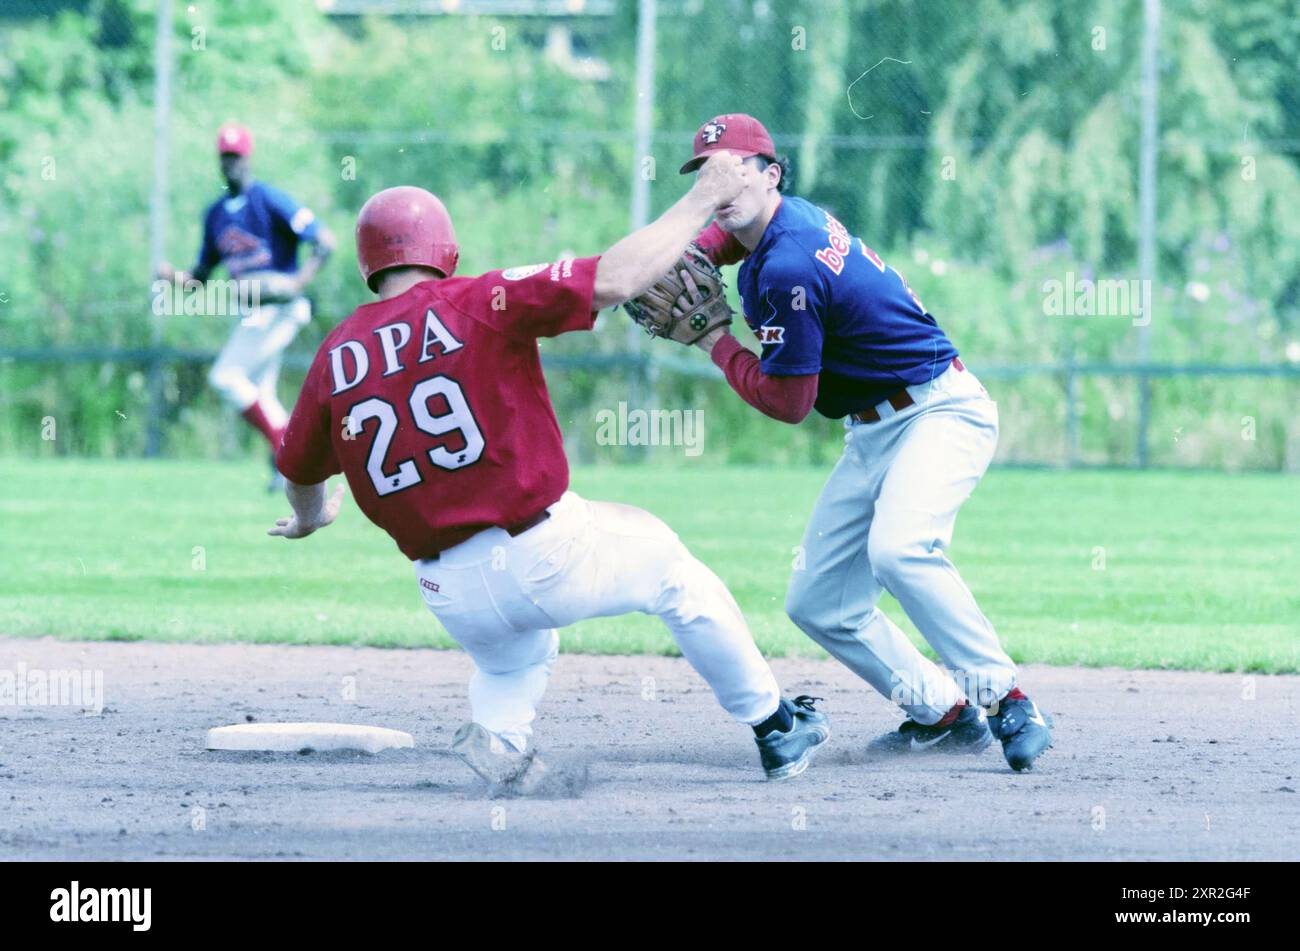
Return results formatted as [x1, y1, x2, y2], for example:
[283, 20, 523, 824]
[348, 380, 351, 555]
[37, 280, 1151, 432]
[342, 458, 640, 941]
[785, 360, 1017, 724]
[414, 491, 781, 753]
[207, 296, 311, 425]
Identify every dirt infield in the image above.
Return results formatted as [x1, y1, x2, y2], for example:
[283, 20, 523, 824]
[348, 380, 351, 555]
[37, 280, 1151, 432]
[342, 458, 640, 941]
[2, 637, 1296, 861]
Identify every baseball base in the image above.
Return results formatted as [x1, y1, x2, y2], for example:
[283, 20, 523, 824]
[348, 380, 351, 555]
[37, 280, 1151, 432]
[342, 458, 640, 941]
[205, 722, 415, 754]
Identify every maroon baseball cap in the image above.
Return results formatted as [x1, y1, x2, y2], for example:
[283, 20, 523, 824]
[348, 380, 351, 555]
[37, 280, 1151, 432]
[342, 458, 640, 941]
[679, 113, 775, 174]
[216, 122, 253, 156]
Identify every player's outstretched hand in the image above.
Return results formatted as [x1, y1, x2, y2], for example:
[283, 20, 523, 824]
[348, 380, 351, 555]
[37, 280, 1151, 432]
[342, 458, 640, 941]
[155, 260, 195, 285]
[691, 150, 747, 211]
[267, 482, 347, 540]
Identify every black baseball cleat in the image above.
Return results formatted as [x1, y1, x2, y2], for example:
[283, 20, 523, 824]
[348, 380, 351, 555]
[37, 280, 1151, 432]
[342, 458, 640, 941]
[755, 695, 831, 781]
[867, 703, 994, 756]
[987, 695, 1052, 772]
[266, 453, 286, 493]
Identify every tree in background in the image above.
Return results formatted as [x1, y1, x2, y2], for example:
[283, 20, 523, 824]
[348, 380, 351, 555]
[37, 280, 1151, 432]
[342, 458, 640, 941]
[1, 0, 1296, 467]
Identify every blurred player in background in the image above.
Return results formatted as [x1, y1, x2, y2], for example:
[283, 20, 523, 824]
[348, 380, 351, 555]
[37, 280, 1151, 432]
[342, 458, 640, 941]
[676, 114, 1052, 772]
[157, 122, 336, 487]
[267, 161, 830, 789]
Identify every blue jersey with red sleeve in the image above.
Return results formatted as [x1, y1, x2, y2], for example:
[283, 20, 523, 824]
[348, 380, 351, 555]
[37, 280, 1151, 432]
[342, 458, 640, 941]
[735, 196, 959, 419]
[193, 181, 321, 280]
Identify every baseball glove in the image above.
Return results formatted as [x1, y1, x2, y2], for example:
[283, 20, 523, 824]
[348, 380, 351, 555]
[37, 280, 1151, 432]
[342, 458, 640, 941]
[623, 244, 733, 345]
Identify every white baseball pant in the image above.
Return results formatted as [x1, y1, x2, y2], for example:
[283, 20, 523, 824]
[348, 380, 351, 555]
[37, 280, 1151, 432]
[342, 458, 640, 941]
[207, 297, 311, 426]
[413, 491, 782, 753]
[785, 361, 1016, 724]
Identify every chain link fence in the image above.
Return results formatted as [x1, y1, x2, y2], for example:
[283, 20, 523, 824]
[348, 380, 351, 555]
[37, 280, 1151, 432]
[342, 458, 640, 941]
[2, 0, 1298, 468]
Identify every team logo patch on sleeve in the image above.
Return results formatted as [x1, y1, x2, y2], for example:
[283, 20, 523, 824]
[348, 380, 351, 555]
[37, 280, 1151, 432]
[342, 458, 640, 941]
[754, 325, 785, 344]
[501, 263, 550, 281]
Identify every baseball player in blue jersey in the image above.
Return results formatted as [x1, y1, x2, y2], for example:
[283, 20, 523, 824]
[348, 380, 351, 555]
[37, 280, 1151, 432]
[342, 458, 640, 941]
[157, 123, 336, 486]
[655, 114, 1052, 771]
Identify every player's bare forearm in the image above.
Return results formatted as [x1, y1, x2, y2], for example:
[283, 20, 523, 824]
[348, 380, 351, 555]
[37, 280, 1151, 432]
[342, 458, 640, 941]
[290, 227, 336, 293]
[268, 480, 346, 539]
[593, 192, 716, 309]
[593, 152, 746, 310]
[156, 261, 199, 285]
[287, 479, 328, 521]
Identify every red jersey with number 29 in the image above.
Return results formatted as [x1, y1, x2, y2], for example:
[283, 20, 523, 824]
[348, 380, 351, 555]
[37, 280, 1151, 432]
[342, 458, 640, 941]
[276, 257, 600, 560]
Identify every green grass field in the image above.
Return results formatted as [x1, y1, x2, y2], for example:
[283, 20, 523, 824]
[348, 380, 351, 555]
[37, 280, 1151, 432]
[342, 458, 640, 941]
[1, 459, 1296, 672]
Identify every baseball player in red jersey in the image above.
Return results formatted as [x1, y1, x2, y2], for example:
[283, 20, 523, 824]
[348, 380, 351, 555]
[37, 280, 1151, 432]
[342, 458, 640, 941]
[269, 156, 830, 787]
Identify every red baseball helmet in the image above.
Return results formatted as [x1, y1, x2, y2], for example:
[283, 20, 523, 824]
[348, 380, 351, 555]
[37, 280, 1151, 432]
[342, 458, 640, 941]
[216, 122, 253, 156]
[679, 113, 775, 174]
[355, 186, 460, 291]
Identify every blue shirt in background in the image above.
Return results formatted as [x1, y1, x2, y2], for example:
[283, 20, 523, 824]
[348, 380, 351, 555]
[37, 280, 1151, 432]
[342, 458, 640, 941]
[193, 181, 320, 280]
